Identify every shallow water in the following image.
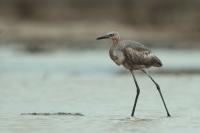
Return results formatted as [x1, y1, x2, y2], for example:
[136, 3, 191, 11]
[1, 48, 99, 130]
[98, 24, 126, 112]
[0, 47, 200, 133]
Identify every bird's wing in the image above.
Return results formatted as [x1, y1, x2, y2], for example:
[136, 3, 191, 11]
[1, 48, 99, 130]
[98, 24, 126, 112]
[123, 41, 152, 65]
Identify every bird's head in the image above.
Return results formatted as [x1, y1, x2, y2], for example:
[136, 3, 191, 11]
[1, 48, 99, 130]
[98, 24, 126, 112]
[96, 31, 120, 44]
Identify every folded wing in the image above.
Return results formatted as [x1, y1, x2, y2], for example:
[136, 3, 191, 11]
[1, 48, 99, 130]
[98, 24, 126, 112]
[123, 44, 162, 67]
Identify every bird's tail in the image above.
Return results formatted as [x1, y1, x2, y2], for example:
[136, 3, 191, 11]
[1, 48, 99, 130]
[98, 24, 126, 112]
[152, 56, 163, 67]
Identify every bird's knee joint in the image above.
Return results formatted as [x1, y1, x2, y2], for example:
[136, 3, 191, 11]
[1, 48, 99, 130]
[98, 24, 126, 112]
[156, 86, 161, 91]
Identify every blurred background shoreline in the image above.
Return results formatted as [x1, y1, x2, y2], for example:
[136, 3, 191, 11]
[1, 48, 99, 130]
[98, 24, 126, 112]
[0, 0, 199, 51]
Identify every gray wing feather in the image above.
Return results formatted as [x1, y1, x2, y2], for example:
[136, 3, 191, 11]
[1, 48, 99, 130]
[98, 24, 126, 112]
[122, 40, 162, 67]
[124, 46, 150, 65]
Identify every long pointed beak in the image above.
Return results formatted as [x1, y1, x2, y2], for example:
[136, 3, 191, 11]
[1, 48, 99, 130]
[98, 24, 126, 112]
[96, 35, 111, 40]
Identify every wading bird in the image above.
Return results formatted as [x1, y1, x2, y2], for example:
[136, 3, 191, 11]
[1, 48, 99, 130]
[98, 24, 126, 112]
[96, 31, 171, 117]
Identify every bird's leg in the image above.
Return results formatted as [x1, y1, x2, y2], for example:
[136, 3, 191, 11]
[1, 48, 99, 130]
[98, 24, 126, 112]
[130, 71, 140, 117]
[141, 70, 171, 117]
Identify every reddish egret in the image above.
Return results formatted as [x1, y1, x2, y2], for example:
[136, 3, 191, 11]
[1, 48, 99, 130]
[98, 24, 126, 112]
[96, 31, 171, 117]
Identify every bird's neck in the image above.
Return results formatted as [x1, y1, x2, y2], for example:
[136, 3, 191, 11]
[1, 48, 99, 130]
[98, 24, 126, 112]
[112, 38, 119, 45]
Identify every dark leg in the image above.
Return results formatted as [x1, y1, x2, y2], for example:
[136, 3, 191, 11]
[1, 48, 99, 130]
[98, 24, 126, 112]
[130, 71, 140, 117]
[142, 70, 171, 117]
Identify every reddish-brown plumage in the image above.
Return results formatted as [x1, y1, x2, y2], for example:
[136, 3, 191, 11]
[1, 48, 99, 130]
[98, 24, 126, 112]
[96, 31, 171, 117]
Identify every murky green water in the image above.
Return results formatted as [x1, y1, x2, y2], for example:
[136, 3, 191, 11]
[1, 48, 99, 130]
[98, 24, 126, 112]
[0, 47, 200, 133]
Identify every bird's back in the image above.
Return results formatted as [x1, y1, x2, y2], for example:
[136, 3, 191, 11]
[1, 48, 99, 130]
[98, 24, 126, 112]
[119, 40, 150, 51]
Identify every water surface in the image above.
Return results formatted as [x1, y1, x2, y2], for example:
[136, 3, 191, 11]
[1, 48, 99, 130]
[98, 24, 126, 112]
[0, 47, 200, 133]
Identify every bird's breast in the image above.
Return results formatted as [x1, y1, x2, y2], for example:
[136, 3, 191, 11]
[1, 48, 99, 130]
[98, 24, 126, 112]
[109, 48, 125, 65]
